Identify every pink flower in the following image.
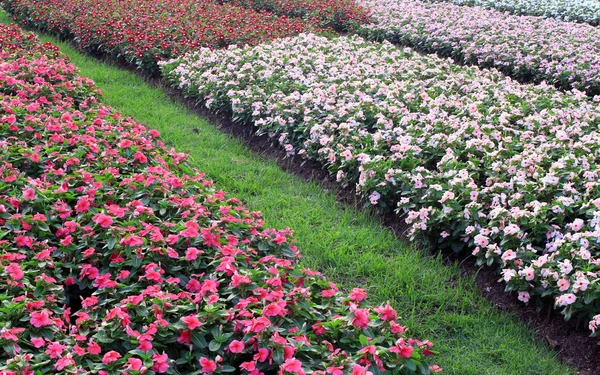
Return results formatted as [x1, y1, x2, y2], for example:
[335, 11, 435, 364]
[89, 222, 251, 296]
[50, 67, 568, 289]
[200, 357, 217, 373]
[374, 304, 397, 321]
[557, 279, 570, 292]
[152, 352, 170, 373]
[6, 262, 24, 281]
[45, 342, 65, 358]
[30, 337, 45, 348]
[181, 314, 203, 330]
[349, 288, 367, 302]
[133, 151, 148, 163]
[263, 302, 284, 317]
[351, 364, 373, 375]
[281, 358, 305, 375]
[88, 339, 102, 355]
[75, 197, 91, 213]
[398, 344, 415, 358]
[23, 187, 36, 201]
[128, 358, 143, 371]
[229, 340, 245, 353]
[185, 247, 202, 261]
[556, 293, 577, 306]
[30, 310, 53, 327]
[102, 350, 122, 364]
[518, 291, 530, 303]
[55, 356, 75, 371]
[93, 213, 113, 228]
[351, 308, 370, 329]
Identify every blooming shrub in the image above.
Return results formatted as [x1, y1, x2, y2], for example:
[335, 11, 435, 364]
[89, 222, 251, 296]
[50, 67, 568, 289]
[420, 0, 600, 26]
[0, 24, 439, 374]
[161, 33, 600, 334]
[3, 0, 317, 73]
[218, 0, 370, 30]
[356, 0, 600, 96]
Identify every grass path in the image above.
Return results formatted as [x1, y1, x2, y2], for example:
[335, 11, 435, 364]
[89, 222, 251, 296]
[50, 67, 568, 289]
[0, 10, 575, 374]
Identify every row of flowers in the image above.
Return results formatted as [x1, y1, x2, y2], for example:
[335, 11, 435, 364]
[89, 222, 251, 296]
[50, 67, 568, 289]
[2, 0, 318, 73]
[160, 33, 600, 335]
[0, 24, 439, 374]
[419, 0, 600, 26]
[355, 0, 600, 96]
[217, 0, 370, 30]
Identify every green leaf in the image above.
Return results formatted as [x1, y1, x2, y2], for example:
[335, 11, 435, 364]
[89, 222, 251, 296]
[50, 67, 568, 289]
[273, 348, 284, 364]
[208, 339, 221, 352]
[191, 331, 207, 349]
[404, 359, 417, 371]
[359, 334, 368, 346]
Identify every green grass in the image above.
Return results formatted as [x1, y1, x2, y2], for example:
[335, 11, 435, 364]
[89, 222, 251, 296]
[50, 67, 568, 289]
[0, 10, 577, 375]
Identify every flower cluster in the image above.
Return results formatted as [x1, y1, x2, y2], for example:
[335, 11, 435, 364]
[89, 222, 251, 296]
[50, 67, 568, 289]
[0, 24, 439, 374]
[356, 0, 600, 96]
[161, 32, 600, 334]
[420, 0, 600, 26]
[218, 0, 370, 30]
[3, 0, 317, 73]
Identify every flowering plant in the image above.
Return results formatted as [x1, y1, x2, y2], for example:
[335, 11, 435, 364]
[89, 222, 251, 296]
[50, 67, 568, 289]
[0, 24, 439, 374]
[161, 32, 600, 334]
[218, 0, 370, 30]
[3, 0, 317, 73]
[356, 0, 600, 96]
[417, 0, 600, 26]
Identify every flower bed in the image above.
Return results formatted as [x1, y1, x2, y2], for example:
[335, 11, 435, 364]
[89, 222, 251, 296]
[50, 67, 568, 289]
[0, 24, 439, 374]
[356, 0, 600, 96]
[420, 0, 600, 26]
[218, 0, 370, 30]
[161, 33, 600, 335]
[3, 0, 317, 73]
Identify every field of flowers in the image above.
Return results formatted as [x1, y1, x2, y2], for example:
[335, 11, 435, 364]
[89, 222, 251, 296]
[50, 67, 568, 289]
[219, 0, 370, 30]
[0, 23, 439, 374]
[356, 0, 600, 96]
[420, 0, 600, 25]
[161, 33, 600, 334]
[3, 0, 317, 73]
